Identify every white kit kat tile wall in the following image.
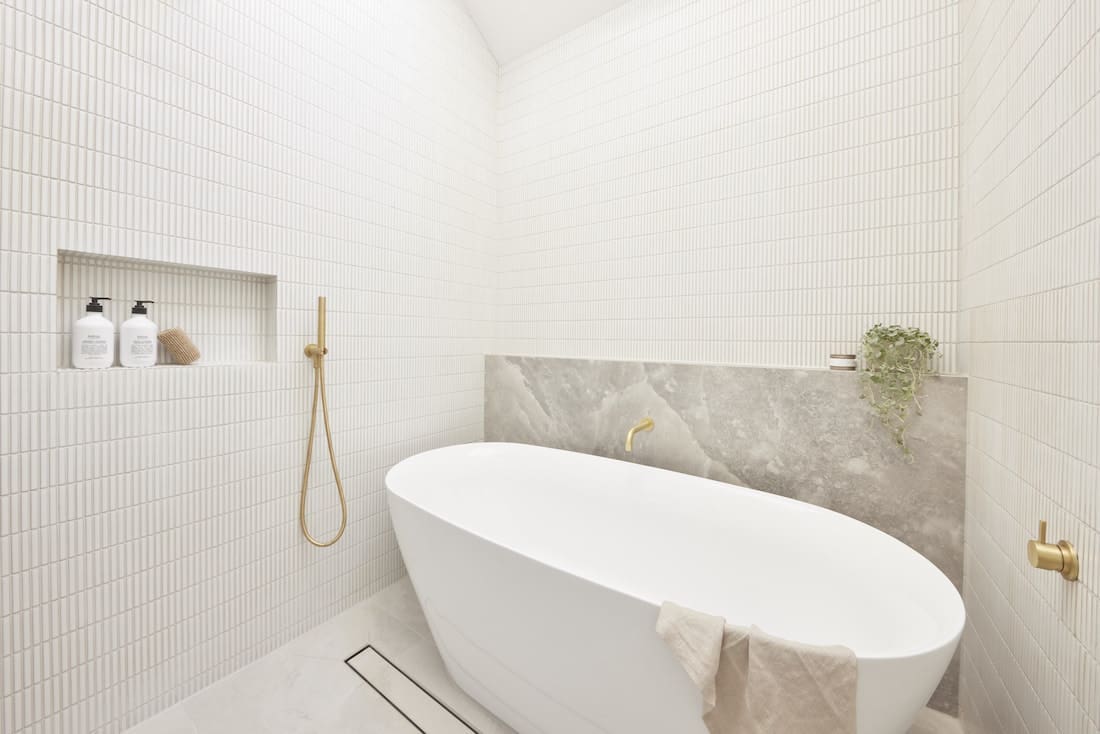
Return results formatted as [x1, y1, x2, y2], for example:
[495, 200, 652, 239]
[494, 0, 962, 371]
[2, 0, 1095, 733]
[958, 0, 1099, 733]
[0, 0, 496, 732]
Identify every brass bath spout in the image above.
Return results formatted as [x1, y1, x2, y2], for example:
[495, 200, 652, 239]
[299, 296, 348, 548]
[625, 417, 655, 453]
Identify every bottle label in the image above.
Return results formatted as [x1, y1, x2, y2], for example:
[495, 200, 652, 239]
[131, 335, 155, 356]
[80, 335, 109, 356]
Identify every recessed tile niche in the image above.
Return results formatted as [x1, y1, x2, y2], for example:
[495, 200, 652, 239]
[57, 251, 277, 369]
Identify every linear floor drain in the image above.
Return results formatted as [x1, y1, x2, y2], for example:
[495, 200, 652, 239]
[346, 645, 480, 733]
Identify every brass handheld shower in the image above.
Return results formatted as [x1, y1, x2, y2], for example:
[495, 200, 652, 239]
[299, 296, 348, 547]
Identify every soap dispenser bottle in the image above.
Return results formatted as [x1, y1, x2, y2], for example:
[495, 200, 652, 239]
[72, 296, 115, 369]
[121, 300, 158, 367]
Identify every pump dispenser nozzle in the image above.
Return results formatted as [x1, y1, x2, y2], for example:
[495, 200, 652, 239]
[131, 300, 155, 314]
[74, 298, 115, 368]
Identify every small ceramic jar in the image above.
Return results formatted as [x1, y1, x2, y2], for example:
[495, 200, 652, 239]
[829, 353, 858, 371]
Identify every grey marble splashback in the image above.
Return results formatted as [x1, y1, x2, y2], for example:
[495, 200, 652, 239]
[484, 354, 966, 715]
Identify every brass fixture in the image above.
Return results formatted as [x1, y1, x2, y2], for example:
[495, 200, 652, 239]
[299, 296, 348, 548]
[1027, 520, 1079, 581]
[625, 417, 655, 453]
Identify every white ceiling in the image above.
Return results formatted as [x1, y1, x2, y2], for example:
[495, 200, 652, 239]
[461, 0, 629, 64]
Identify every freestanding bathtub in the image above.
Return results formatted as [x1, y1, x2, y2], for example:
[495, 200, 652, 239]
[386, 443, 964, 734]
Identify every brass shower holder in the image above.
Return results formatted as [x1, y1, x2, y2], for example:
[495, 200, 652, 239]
[305, 295, 330, 364]
[1027, 520, 1079, 581]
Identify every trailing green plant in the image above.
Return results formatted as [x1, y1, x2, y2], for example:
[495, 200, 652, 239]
[859, 324, 940, 461]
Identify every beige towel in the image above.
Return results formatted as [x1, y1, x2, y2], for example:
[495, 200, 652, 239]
[656, 602, 858, 734]
[654, 601, 727, 710]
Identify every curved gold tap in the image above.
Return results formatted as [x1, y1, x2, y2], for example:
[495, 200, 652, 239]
[299, 296, 348, 548]
[625, 417, 655, 453]
[1027, 520, 1079, 581]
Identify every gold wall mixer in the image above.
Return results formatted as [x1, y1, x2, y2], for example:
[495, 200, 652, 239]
[1027, 520, 1079, 581]
[299, 296, 348, 547]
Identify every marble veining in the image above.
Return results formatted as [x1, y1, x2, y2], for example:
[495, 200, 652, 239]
[485, 354, 967, 714]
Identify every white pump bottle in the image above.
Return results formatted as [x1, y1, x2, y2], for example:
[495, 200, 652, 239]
[121, 300, 158, 367]
[72, 296, 115, 369]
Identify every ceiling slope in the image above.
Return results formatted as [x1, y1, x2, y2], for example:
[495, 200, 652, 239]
[461, 0, 629, 64]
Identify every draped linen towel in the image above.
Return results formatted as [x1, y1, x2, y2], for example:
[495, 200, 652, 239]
[656, 602, 858, 734]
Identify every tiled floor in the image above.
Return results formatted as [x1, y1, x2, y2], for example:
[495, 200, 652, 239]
[125, 578, 963, 734]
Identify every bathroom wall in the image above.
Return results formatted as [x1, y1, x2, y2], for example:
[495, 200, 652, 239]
[0, 1, 495, 732]
[485, 353, 968, 714]
[958, 2, 1099, 733]
[495, 0, 961, 371]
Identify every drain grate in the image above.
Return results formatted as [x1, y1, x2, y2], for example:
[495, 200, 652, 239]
[345, 645, 480, 733]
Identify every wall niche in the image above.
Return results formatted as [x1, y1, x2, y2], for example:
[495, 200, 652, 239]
[57, 251, 277, 369]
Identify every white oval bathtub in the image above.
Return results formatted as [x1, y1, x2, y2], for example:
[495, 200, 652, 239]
[386, 443, 964, 734]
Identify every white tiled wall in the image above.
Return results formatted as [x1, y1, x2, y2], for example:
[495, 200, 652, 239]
[494, 0, 962, 372]
[957, 0, 1099, 732]
[3, 0, 1096, 731]
[0, 0, 496, 732]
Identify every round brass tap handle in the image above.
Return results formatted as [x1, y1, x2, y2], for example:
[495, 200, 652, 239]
[1027, 521, 1079, 581]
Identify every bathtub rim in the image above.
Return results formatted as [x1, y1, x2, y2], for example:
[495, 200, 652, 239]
[385, 441, 966, 663]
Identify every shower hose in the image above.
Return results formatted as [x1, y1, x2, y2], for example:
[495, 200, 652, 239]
[299, 297, 348, 547]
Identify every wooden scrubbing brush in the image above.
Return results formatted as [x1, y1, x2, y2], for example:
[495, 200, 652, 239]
[158, 328, 201, 364]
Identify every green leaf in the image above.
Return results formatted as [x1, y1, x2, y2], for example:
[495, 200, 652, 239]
[859, 323, 938, 460]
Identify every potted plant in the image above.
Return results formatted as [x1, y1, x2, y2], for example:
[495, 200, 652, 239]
[860, 324, 940, 461]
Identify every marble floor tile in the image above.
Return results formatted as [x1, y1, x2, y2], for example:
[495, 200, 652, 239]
[181, 650, 366, 734]
[909, 706, 966, 734]
[124, 576, 961, 734]
[368, 575, 433, 638]
[121, 705, 198, 734]
[282, 597, 423, 661]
